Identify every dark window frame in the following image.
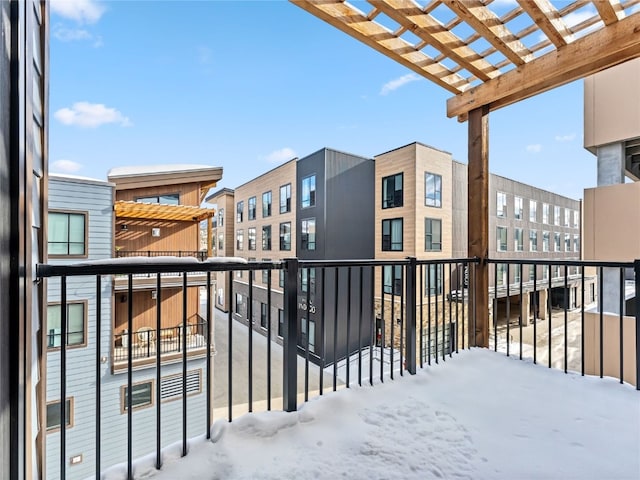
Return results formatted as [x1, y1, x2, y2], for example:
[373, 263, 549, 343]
[280, 183, 291, 214]
[262, 191, 272, 218]
[301, 174, 316, 209]
[382, 173, 403, 209]
[382, 218, 403, 251]
[279, 222, 291, 251]
[424, 218, 442, 252]
[248, 196, 257, 221]
[301, 218, 316, 251]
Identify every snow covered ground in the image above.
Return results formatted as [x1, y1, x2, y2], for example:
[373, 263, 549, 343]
[103, 349, 639, 480]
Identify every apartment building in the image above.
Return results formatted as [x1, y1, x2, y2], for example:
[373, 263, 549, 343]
[375, 142, 590, 337]
[207, 187, 236, 312]
[217, 149, 375, 364]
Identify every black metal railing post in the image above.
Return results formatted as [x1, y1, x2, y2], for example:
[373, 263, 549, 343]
[405, 257, 417, 375]
[283, 258, 299, 412]
[635, 259, 640, 391]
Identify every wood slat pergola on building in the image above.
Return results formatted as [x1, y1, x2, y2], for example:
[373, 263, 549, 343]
[292, 0, 640, 347]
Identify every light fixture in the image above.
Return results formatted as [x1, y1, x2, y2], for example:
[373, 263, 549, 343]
[121, 224, 128, 231]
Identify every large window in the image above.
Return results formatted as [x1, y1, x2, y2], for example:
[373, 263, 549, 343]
[565, 233, 571, 252]
[301, 267, 316, 294]
[563, 207, 570, 227]
[496, 264, 507, 286]
[122, 381, 153, 412]
[135, 193, 178, 205]
[279, 270, 285, 288]
[382, 218, 403, 251]
[383, 265, 402, 295]
[236, 201, 244, 223]
[301, 218, 316, 251]
[514, 228, 523, 251]
[278, 309, 284, 337]
[529, 200, 537, 222]
[262, 191, 272, 218]
[217, 208, 224, 227]
[554, 205, 560, 226]
[262, 259, 271, 284]
[425, 218, 442, 251]
[262, 225, 272, 251]
[248, 196, 257, 220]
[542, 203, 549, 224]
[235, 293, 243, 315]
[554, 232, 561, 252]
[300, 318, 316, 353]
[425, 172, 442, 207]
[514, 196, 523, 220]
[218, 233, 224, 251]
[496, 226, 507, 252]
[573, 210, 579, 229]
[248, 227, 256, 250]
[260, 303, 268, 329]
[301, 175, 316, 208]
[426, 264, 443, 295]
[574, 235, 580, 252]
[46, 398, 73, 432]
[382, 173, 403, 209]
[542, 231, 550, 252]
[280, 183, 291, 213]
[47, 302, 85, 348]
[496, 192, 507, 217]
[48, 211, 86, 256]
[279, 222, 291, 251]
[236, 229, 244, 250]
[529, 230, 537, 252]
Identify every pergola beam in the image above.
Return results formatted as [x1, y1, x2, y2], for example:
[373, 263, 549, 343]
[593, 0, 624, 26]
[443, 0, 534, 66]
[447, 11, 640, 119]
[517, 0, 574, 48]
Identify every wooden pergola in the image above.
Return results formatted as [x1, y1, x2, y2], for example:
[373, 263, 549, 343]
[292, 0, 640, 347]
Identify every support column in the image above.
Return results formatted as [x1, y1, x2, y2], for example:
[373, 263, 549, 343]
[468, 106, 490, 347]
[538, 289, 548, 320]
[597, 142, 625, 314]
[207, 216, 213, 258]
[521, 292, 531, 327]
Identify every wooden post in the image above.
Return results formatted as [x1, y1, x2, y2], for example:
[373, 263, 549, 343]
[468, 106, 490, 348]
[207, 216, 213, 258]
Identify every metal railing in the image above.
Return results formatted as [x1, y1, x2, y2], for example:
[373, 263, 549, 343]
[35, 256, 639, 479]
[115, 250, 208, 261]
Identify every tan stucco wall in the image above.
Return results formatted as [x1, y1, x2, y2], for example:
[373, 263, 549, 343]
[583, 182, 640, 261]
[584, 58, 640, 149]
[583, 312, 636, 386]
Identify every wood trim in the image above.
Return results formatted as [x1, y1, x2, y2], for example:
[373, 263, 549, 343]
[47, 210, 89, 259]
[447, 12, 640, 119]
[593, 0, 624, 26]
[517, 0, 574, 48]
[45, 397, 74, 433]
[45, 299, 89, 351]
[119, 379, 155, 414]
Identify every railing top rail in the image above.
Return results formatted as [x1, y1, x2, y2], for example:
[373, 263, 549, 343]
[487, 258, 635, 268]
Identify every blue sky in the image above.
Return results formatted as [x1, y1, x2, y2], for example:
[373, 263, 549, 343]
[49, 0, 599, 200]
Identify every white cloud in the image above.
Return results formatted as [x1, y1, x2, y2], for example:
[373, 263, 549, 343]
[53, 25, 92, 42]
[563, 8, 597, 29]
[525, 144, 542, 153]
[54, 102, 132, 128]
[264, 148, 296, 164]
[51, 159, 83, 173]
[555, 133, 576, 142]
[50, 0, 106, 24]
[380, 73, 421, 96]
[490, 0, 518, 7]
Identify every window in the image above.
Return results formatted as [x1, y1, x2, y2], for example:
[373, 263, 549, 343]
[514, 265, 521, 283]
[514, 228, 523, 251]
[554, 206, 560, 226]
[529, 230, 537, 252]
[236, 229, 244, 250]
[301, 218, 316, 251]
[48, 211, 86, 256]
[235, 293, 243, 314]
[383, 265, 402, 295]
[278, 309, 284, 337]
[236, 201, 244, 223]
[563, 207, 570, 227]
[260, 303, 268, 329]
[425, 172, 442, 207]
[262, 225, 272, 251]
[301, 175, 316, 208]
[47, 302, 85, 348]
[280, 183, 291, 213]
[496, 264, 507, 286]
[496, 192, 507, 218]
[262, 259, 270, 284]
[248, 196, 256, 220]
[248, 227, 256, 250]
[135, 193, 178, 205]
[542, 265, 549, 280]
[279, 222, 291, 251]
[573, 210, 579, 229]
[279, 270, 285, 288]
[301, 268, 316, 294]
[382, 173, 403, 209]
[529, 200, 537, 222]
[564, 233, 571, 252]
[542, 231, 550, 252]
[300, 317, 316, 353]
[553, 265, 560, 278]
[217, 208, 224, 227]
[542, 203, 549, 224]
[218, 233, 224, 251]
[514, 196, 523, 220]
[426, 264, 443, 295]
[425, 218, 442, 251]
[529, 265, 536, 282]
[496, 226, 507, 252]
[46, 398, 73, 431]
[122, 381, 153, 412]
[574, 235, 580, 252]
[554, 232, 561, 252]
[160, 370, 201, 401]
[382, 218, 403, 251]
[262, 191, 272, 217]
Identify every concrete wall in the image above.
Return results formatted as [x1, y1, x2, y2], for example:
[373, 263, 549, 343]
[584, 58, 640, 150]
[583, 312, 636, 386]
[583, 182, 640, 261]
